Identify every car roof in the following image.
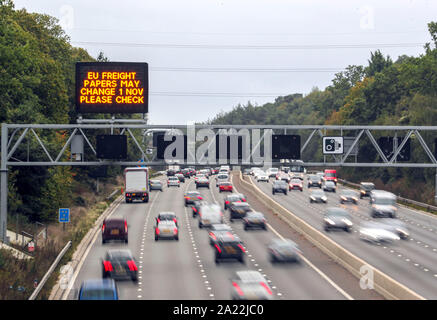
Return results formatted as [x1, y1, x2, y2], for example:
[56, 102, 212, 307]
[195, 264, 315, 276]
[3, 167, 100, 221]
[232, 202, 250, 207]
[235, 270, 265, 282]
[186, 191, 200, 195]
[210, 224, 232, 230]
[217, 232, 241, 242]
[246, 211, 264, 217]
[81, 279, 116, 290]
[107, 249, 133, 258]
[158, 220, 176, 226]
[158, 211, 176, 216]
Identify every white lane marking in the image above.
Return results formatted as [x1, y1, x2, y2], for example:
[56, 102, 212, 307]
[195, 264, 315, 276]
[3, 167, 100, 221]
[266, 221, 354, 300]
[61, 198, 123, 300]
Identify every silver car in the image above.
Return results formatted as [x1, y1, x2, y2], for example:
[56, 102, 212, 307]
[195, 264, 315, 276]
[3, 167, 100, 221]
[167, 177, 180, 187]
[268, 238, 301, 263]
[323, 207, 353, 232]
[309, 190, 327, 203]
[198, 204, 224, 228]
[359, 221, 400, 244]
[155, 220, 179, 241]
[323, 181, 337, 193]
[231, 271, 274, 300]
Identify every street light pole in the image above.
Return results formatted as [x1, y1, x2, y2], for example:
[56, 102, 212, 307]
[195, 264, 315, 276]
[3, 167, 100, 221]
[1, 124, 8, 243]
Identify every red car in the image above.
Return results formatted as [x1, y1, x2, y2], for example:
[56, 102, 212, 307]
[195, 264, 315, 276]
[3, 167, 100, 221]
[289, 179, 303, 192]
[102, 217, 128, 244]
[219, 182, 233, 193]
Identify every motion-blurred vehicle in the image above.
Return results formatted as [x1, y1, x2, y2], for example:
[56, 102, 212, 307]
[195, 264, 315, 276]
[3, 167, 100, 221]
[360, 182, 375, 198]
[212, 167, 220, 175]
[155, 220, 179, 241]
[218, 182, 233, 192]
[243, 168, 252, 175]
[307, 175, 322, 188]
[323, 207, 353, 232]
[359, 221, 400, 243]
[184, 191, 203, 206]
[167, 176, 180, 187]
[175, 173, 185, 183]
[289, 179, 303, 192]
[101, 249, 138, 282]
[268, 238, 301, 263]
[377, 218, 410, 240]
[369, 190, 397, 218]
[124, 167, 149, 203]
[229, 202, 252, 222]
[156, 212, 178, 226]
[166, 169, 175, 177]
[149, 180, 163, 192]
[272, 180, 288, 195]
[192, 200, 208, 217]
[213, 233, 245, 264]
[266, 167, 279, 178]
[243, 212, 267, 230]
[102, 216, 128, 244]
[78, 279, 118, 300]
[340, 190, 359, 204]
[196, 177, 210, 189]
[209, 224, 233, 245]
[216, 173, 230, 187]
[230, 271, 273, 300]
[224, 193, 247, 210]
[323, 180, 337, 193]
[309, 190, 327, 203]
[198, 204, 224, 228]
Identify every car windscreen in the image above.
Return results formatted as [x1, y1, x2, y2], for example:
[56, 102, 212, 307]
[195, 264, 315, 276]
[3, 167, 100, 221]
[326, 209, 349, 217]
[81, 288, 116, 300]
[373, 198, 396, 205]
[325, 172, 336, 177]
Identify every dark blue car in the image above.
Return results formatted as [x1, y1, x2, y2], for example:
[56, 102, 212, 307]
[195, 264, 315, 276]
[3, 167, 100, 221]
[78, 279, 119, 300]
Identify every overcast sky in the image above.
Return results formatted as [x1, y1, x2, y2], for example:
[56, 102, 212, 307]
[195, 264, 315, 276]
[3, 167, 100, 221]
[12, 0, 437, 125]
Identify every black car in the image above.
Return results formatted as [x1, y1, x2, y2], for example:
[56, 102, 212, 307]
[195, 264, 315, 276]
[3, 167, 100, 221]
[224, 193, 247, 210]
[149, 180, 163, 192]
[307, 175, 322, 188]
[272, 180, 288, 195]
[268, 239, 301, 263]
[323, 207, 353, 232]
[192, 200, 208, 217]
[175, 174, 185, 183]
[229, 202, 252, 222]
[156, 212, 178, 226]
[213, 233, 245, 264]
[102, 217, 128, 244]
[166, 169, 176, 177]
[360, 182, 375, 198]
[243, 212, 267, 230]
[208, 224, 233, 245]
[181, 169, 191, 178]
[102, 249, 138, 282]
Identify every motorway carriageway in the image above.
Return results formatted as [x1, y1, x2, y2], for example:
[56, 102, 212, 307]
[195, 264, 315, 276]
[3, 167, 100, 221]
[64, 174, 382, 300]
[252, 174, 437, 299]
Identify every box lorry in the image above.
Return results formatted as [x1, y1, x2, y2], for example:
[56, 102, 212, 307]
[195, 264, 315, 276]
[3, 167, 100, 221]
[124, 167, 149, 203]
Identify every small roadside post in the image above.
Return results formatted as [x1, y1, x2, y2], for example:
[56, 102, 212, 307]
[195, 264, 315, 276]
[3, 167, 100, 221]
[59, 208, 70, 231]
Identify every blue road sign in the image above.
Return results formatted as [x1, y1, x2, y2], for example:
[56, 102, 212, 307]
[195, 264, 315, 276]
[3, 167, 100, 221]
[59, 208, 70, 223]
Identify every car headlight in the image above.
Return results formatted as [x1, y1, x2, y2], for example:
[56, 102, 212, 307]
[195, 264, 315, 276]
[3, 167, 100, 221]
[325, 218, 335, 225]
[310, 196, 316, 200]
[322, 196, 327, 201]
[341, 196, 347, 201]
[342, 219, 353, 226]
[396, 228, 409, 236]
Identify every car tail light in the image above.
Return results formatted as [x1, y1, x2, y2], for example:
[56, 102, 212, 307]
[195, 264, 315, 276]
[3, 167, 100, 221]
[156, 228, 160, 235]
[173, 218, 177, 224]
[174, 228, 178, 234]
[210, 233, 216, 240]
[225, 201, 230, 204]
[197, 196, 203, 200]
[214, 244, 222, 253]
[237, 244, 245, 253]
[193, 208, 197, 213]
[103, 261, 113, 272]
[242, 198, 246, 202]
[157, 218, 161, 223]
[184, 196, 189, 200]
[260, 282, 272, 295]
[124, 221, 128, 233]
[127, 260, 138, 271]
[232, 282, 244, 296]
[102, 223, 106, 233]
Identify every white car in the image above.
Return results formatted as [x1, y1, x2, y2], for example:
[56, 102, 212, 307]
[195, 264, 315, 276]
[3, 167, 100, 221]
[255, 171, 269, 182]
[216, 173, 230, 187]
[359, 221, 400, 243]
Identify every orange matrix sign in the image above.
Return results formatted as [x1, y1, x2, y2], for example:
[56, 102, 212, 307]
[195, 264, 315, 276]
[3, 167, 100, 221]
[76, 62, 148, 114]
